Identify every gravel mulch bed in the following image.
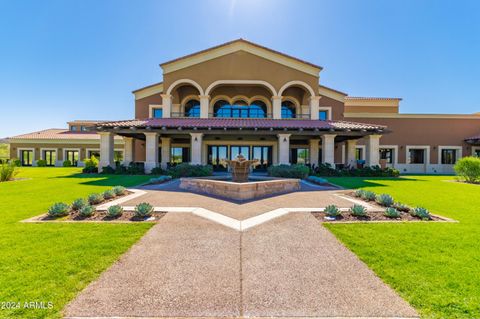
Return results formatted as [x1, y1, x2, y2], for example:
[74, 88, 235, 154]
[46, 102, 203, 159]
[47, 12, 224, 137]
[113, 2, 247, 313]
[312, 211, 443, 223]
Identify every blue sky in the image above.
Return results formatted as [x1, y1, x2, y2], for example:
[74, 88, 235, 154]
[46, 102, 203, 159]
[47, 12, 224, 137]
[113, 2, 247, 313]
[1, 0, 479, 137]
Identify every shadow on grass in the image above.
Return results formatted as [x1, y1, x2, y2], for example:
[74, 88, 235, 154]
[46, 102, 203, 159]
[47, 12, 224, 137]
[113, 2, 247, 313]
[52, 173, 150, 187]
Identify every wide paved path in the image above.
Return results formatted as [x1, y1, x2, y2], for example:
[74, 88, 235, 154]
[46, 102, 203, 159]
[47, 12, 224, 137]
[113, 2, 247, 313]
[65, 213, 418, 318]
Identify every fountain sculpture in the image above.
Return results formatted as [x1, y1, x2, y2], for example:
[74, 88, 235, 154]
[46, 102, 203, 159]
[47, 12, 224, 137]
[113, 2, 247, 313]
[225, 154, 258, 182]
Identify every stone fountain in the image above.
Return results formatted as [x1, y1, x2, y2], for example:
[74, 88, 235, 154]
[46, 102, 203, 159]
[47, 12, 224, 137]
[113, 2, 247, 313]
[225, 154, 258, 182]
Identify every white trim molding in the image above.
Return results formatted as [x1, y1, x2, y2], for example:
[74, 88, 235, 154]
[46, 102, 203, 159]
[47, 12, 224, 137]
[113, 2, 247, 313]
[17, 148, 35, 166]
[63, 148, 82, 167]
[438, 146, 462, 164]
[149, 104, 163, 118]
[166, 78, 204, 96]
[205, 80, 278, 96]
[318, 106, 332, 120]
[355, 145, 366, 160]
[279, 80, 316, 97]
[379, 145, 399, 167]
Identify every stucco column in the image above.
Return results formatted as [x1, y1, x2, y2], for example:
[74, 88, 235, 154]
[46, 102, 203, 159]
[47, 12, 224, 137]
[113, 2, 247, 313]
[122, 137, 134, 165]
[277, 134, 291, 165]
[346, 139, 358, 168]
[309, 96, 321, 120]
[160, 94, 172, 118]
[160, 137, 171, 169]
[366, 134, 382, 167]
[190, 133, 203, 165]
[199, 95, 210, 118]
[309, 138, 320, 167]
[272, 96, 282, 119]
[99, 132, 114, 172]
[321, 134, 336, 167]
[144, 132, 159, 173]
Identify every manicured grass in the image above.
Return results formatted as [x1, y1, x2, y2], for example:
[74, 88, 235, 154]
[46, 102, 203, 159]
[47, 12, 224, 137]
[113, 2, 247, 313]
[0, 168, 153, 318]
[0, 143, 8, 161]
[325, 175, 480, 318]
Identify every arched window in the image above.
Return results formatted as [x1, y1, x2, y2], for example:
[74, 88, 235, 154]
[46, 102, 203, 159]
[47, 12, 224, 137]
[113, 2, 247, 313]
[213, 100, 267, 118]
[184, 100, 200, 117]
[281, 101, 296, 119]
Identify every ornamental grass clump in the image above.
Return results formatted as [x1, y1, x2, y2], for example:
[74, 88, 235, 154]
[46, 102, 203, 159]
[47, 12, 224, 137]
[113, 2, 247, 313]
[384, 207, 400, 218]
[376, 194, 394, 207]
[324, 204, 341, 217]
[354, 189, 365, 198]
[48, 202, 70, 217]
[0, 162, 18, 182]
[103, 189, 116, 200]
[112, 186, 126, 196]
[107, 205, 123, 218]
[393, 202, 410, 212]
[134, 202, 154, 218]
[79, 205, 95, 217]
[361, 190, 376, 201]
[350, 204, 367, 217]
[88, 193, 104, 205]
[411, 207, 431, 220]
[71, 198, 88, 211]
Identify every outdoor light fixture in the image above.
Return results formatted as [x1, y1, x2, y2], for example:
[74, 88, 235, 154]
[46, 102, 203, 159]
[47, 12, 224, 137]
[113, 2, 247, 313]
[283, 137, 287, 142]
[194, 137, 198, 142]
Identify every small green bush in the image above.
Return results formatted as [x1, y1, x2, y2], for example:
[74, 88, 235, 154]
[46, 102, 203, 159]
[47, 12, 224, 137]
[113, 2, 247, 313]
[166, 163, 212, 178]
[107, 205, 123, 218]
[149, 175, 172, 184]
[88, 193, 104, 205]
[411, 207, 431, 220]
[324, 204, 341, 217]
[150, 166, 167, 175]
[376, 194, 394, 207]
[134, 202, 154, 218]
[267, 164, 310, 179]
[384, 207, 400, 218]
[103, 189, 116, 200]
[62, 160, 72, 167]
[100, 165, 115, 174]
[36, 159, 47, 167]
[354, 189, 365, 198]
[112, 185, 126, 196]
[393, 202, 410, 212]
[79, 205, 95, 217]
[71, 198, 88, 211]
[454, 156, 480, 183]
[82, 156, 98, 173]
[0, 162, 18, 182]
[350, 204, 367, 217]
[361, 190, 376, 201]
[48, 202, 70, 217]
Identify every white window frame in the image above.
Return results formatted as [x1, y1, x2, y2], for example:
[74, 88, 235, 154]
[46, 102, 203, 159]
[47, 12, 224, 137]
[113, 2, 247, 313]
[355, 145, 366, 160]
[472, 146, 480, 157]
[149, 104, 163, 118]
[40, 148, 57, 166]
[379, 145, 398, 166]
[438, 146, 462, 165]
[85, 148, 100, 159]
[318, 106, 332, 120]
[406, 145, 430, 164]
[17, 148, 35, 166]
[63, 148, 81, 166]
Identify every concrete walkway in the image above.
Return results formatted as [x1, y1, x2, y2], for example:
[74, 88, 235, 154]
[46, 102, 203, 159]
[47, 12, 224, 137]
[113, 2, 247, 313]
[65, 213, 418, 318]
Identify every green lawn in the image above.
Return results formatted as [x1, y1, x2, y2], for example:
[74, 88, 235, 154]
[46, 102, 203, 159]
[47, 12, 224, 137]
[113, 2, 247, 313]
[0, 168, 153, 318]
[325, 175, 480, 318]
[0, 143, 8, 161]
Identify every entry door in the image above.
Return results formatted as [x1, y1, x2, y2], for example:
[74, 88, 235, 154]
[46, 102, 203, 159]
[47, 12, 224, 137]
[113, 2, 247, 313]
[208, 145, 228, 171]
[252, 146, 272, 171]
[20, 150, 33, 166]
[230, 146, 250, 160]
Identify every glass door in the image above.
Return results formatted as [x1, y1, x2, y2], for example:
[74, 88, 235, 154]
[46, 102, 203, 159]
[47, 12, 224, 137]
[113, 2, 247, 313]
[20, 150, 33, 166]
[65, 150, 79, 166]
[252, 146, 272, 171]
[208, 145, 228, 171]
[230, 146, 250, 160]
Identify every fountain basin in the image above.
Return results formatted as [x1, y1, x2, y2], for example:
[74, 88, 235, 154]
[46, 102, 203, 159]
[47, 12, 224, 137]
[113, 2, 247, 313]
[179, 176, 301, 201]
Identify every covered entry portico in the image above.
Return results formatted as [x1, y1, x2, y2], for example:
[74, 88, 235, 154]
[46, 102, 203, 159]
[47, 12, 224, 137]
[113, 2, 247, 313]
[95, 118, 386, 173]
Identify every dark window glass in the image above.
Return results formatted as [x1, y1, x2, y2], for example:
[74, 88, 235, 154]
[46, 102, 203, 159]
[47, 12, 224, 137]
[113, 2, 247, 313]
[475, 149, 480, 157]
[21, 150, 33, 166]
[114, 151, 123, 163]
[170, 147, 190, 164]
[43, 150, 56, 166]
[213, 100, 266, 118]
[153, 108, 163, 118]
[184, 100, 201, 117]
[70, 126, 77, 131]
[88, 151, 100, 159]
[281, 101, 296, 119]
[409, 149, 425, 164]
[379, 148, 393, 164]
[355, 148, 363, 160]
[65, 150, 79, 166]
[291, 148, 310, 165]
[319, 110, 328, 120]
[230, 146, 250, 159]
[441, 149, 457, 164]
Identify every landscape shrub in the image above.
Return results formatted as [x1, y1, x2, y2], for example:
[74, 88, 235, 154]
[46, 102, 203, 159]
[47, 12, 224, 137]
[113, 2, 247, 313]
[79, 205, 95, 217]
[454, 156, 480, 183]
[324, 204, 341, 217]
[393, 202, 410, 212]
[103, 189, 116, 200]
[384, 207, 400, 218]
[312, 164, 400, 177]
[361, 190, 376, 201]
[150, 167, 167, 175]
[354, 189, 366, 198]
[112, 186, 126, 196]
[107, 205, 123, 218]
[267, 164, 309, 179]
[0, 162, 18, 182]
[376, 194, 394, 207]
[411, 207, 431, 220]
[167, 163, 212, 178]
[11, 159, 21, 167]
[71, 198, 88, 211]
[149, 175, 172, 184]
[134, 202, 154, 218]
[62, 160, 72, 167]
[36, 159, 47, 167]
[88, 193, 104, 205]
[82, 156, 98, 173]
[126, 162, 145, 175]
[100, 165, 115, 174]
[48, 202, 70, 217]
[350, 204, 367, 217]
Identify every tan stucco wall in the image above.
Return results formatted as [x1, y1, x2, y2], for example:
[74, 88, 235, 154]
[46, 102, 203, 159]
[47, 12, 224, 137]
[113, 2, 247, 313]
[319, 95, 345, 120]
[135, 94, 163, 119]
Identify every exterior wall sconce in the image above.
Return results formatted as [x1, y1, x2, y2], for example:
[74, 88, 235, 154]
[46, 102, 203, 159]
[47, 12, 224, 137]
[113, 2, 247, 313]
[283, 137, 287, 142]
[194, 137, 198, 142]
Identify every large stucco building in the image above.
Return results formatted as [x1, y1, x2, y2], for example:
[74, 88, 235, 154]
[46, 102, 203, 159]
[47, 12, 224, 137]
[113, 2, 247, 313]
[7, 39, 480, 174]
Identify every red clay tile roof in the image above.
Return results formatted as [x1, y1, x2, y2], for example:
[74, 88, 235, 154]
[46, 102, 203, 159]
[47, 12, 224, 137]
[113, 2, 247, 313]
[345, 97, 402, 101]
[96, 118, 386, 131]
[7, 129, 120, 140]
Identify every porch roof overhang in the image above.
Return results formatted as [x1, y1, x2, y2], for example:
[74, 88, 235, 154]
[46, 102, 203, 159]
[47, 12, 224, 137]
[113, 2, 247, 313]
[465, 134, 480, 145]
[93, 118, 388, 140]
